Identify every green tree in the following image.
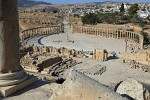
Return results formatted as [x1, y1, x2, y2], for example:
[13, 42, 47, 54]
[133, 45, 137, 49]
[141, 31, 150, 45]
[53, 10, 58, 13]
[119, 3, 125, 13]
[82, 12, 130, 25]
[130, 14, 138, 23]
[73, 14, 80, 18]
[135, 35, 140, 43]
[128, 3, 139, 17]
[82, 13, 98, 25]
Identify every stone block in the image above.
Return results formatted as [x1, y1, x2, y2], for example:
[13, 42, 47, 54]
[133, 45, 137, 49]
[0, 75, 37, 97]
[50, 69, 129, 100]
[116, 78, 150, 100]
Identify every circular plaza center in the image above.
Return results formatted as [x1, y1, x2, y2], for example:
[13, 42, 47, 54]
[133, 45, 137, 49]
[26, 33, 126, 54]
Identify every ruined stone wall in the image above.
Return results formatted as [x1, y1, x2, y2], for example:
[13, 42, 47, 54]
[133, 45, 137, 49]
[93, 49, 108, 61]
[147, 50, 150, 65]
[32, 46, 109, 61]
[20, 25, 62, 43]
[72, 25, 144, 49]
[20, 53, 62, 73]
[37, 57, 62, 72]
[121, 52, 148, 61]
[32, 46, 84, 58]
[121, 50, 150, 65]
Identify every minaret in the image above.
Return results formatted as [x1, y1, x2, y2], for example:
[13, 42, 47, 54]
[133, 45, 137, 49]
[0, 0, 36, 97]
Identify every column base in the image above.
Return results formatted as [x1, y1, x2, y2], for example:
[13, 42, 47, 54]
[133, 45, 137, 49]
[0, 75, 37, 97]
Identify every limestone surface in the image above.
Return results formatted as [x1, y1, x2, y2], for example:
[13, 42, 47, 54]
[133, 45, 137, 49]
[116, 78, 150, 100]
[50, 69, 128, 100]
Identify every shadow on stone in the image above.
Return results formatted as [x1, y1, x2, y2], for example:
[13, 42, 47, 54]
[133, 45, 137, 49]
[108, 56, 119, 60]
[56, 78, 66, 84]
[121, 94, 134, 100]
[50, 69, 128, 100]
[141, 82, 150, 91]
[38, 35, 48, 45]
[114, 81, 123, 91]
[8, 78, 49, 97]
[115, 78, 150, 100]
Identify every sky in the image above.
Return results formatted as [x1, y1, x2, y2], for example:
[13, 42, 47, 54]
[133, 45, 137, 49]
[34, 0, 150, 4]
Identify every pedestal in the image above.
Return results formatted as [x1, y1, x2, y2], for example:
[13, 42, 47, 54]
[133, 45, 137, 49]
[0, 75, 37, 97]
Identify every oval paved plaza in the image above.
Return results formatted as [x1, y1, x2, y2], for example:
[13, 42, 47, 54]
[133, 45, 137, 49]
[26, 33, 126, 54]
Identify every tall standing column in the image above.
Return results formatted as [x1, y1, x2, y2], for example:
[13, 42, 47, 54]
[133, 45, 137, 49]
[0, 0, 36, 97]
[140, 35, 143, 49]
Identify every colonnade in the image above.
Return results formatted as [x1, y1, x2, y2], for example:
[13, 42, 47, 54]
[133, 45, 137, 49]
[20, 25, 62, 43]
[73, 25, 144, 49]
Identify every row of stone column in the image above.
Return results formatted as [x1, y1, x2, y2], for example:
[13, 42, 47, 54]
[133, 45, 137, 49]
[73, 26, 136, 39]
[20, 26, 61, 42]
[73, 25, 143, 49]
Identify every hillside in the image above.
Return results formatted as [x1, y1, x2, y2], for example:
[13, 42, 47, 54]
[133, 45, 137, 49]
[18, 0, 51, 7]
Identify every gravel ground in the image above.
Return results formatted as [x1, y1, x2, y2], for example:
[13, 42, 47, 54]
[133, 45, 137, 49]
[74, 58, 150, 91]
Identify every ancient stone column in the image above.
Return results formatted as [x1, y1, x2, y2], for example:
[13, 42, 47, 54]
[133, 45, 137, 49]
[0, 0, 36, 97]
[140, 35, 144, 49]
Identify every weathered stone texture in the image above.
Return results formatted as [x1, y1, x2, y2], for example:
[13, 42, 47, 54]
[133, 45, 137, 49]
[93, 49, 108, 61]
[50, 69, 129, 100]
[121, 50, 150, 66]
[116, 78, 150, 100]
[0, 0, 36, 97]
[0, 0, 21, 73]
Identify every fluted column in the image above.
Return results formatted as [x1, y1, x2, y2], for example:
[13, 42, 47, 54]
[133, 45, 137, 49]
[0, 0, 28, 87]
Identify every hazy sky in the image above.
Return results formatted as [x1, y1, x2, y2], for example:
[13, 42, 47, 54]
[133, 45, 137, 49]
[34, 0, 150, 4]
